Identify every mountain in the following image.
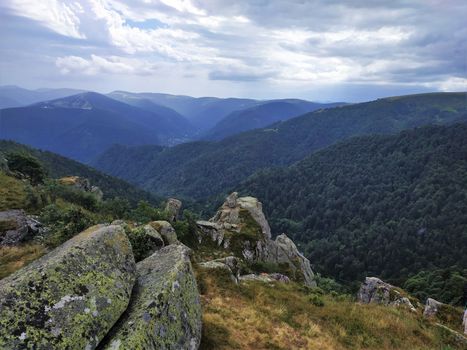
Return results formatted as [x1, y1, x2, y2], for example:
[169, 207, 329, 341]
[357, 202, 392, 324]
[203, 99, 346, 140]
[0, 140, 160, 204]
[239, 123, 467, 303]
[0, 85, 84, 108]
[108, 91, 260, 131]
[94, 92, 467, 199]
[0, 92, 191, 162]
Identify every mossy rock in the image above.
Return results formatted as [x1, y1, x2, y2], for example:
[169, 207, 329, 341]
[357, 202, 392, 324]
[0, 224, 136, 350]
[100, 244, 202, 350]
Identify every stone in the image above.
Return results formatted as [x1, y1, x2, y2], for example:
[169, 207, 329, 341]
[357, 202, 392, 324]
[0, 225, 136, 350]
[58, 176, 103, 201]
[143, 224, 165, 247]
[149, 221, 179, 245]
[463, 309, 467, 334]
[100, 245, 202, 350]
[165, 198, 182, 222]
[0, 209, 45, 245]
[357, 277, 416, 311]
[424, 298, 444, 317]
[199, 256, 240, 283]
[238, 273, 290, 284]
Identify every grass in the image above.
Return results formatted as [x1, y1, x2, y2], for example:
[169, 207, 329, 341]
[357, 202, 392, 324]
[0, 172, 28, 211]
[195, 266, 465, 350]
[0, 243, 47, 279]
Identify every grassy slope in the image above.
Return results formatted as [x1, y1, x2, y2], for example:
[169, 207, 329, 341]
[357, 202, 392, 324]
[196, 267, 465, 350]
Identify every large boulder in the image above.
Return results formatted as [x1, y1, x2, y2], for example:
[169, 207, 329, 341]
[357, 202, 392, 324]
[424, 298, 444, 317]
[199, 256, 240, 283]
[0, 209, 45, 245]
[357, 277, 416, 311]
[165, 198, 182, 222]
[196, 193, 316, 286]
[463, 309, 467, 334]
[149, 220, 179, 245]
[0, 225, 136, 350]
[101, 244, 202, 350]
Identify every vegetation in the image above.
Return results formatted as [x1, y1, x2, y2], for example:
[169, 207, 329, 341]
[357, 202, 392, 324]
[196, 266, 465, 350]
[95, 92, 467, 199]
[240, 124, 467, 305]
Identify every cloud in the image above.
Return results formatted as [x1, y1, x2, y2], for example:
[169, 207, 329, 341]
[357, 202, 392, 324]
[1, 0, 466, 101]
[56, 54, 158, 75]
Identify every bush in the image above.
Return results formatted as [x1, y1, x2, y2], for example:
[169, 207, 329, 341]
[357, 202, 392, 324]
[125, 226, 160, 262]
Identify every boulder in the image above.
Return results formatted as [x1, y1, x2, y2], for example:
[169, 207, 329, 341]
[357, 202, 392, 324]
[149, 220, 179, 245]
[424, 298, 443, 317]
[199, 256, 240, 283]
[0, 209, 45, 245]
[58, 176, 103, 201]
[0, 225, 136, 350]
[100, 245, 202, 350]
[463, 309, 467, 334]
[239, 273, 290, 284]
[165, 198, 182, 222]
[357, 277, 416, 311]
[143, 224, 165, 247]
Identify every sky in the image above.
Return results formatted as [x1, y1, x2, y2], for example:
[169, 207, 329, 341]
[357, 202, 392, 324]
[0, 0, 466, 102]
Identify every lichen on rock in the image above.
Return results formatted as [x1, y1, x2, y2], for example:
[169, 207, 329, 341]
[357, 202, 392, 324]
[0, 224, 136, 350]
[99, 244, 202, 350]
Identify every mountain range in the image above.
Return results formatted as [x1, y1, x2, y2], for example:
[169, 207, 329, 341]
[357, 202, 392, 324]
[94, 92, 467, 199]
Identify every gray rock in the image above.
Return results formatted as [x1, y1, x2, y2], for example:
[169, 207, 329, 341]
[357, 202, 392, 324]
[58, 176, 103, 201]
[357, 277, 416, 311]
[165, 198, 182, 222]
[100, 245, 202, 350]
[199, 256, 240, 282]
[143, 224, 165, 247]
[424, 298, 444, 317]
[463, 309, 467, 334]
[149, 221, 179, 245]
[0, 225, 136, 350]
[239, 273, 289, 283]
[0, 209, 45, 245]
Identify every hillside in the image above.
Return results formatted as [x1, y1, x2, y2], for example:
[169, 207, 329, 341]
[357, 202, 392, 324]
[0, 85, 84, 108]
[94, 92, 467, 199]
[239, 123, 467, 304]
[204, 100, 346, 140]
[0, 140, 159, 204]
[0, 92, 192, 162]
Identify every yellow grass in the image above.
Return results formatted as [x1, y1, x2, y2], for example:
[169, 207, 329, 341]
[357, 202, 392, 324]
[0, 243, 47, 279]
[0, 172, 28, 210]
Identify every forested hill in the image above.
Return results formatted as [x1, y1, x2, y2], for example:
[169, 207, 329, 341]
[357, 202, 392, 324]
[0, 141, 160, 204]
[94, 92, 467, 199]
[239, 123, 467, 304]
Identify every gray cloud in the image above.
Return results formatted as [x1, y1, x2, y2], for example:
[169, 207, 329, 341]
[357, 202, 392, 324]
[0, 0, 465, 102]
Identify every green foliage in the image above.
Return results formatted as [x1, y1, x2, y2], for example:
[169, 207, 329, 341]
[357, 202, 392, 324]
[124, 226, 160, 262]
[95, 92, 467, 199]
[172, 210, 199, 246]
[240, 124, 467, 305]
[128, 200, 165, 222]
[40, 204, 97, 247]
[6, 151, 47, 185]
[45, 181, 98, 211]
[403, 268, 467, 305]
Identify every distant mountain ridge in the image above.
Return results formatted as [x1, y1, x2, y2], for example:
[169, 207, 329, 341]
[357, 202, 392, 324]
[0, 85, 85, 108]
[93, 92, 467, 199]
[203, 99, 347, 140]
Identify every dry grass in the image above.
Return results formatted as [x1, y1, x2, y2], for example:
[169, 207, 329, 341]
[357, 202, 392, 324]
[196, 266, 465, 350]
[0, 243, 47, 279]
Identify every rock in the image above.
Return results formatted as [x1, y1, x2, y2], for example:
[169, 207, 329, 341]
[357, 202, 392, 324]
[435, 323, 467, 346]
[196, 193, 316, 287]
[0, 209, 45, 245]
[58, 176, 103, 201]
[149, 220, 179, 245]
[199, 256, 240, 283]
[0, 225, 136, 350]
[0, 154, 8, 172]
[260, 234, 316, 287]
[357, 277, 416, 311]
[463, 309, 467, 334]
[269, 273, 291, 283]
[143, 224, 165, 247]
[424, 298, 444, 317]
[239, 273, 290, 284]
[165, 198, 182, 222]
[100, 245, 202, 350]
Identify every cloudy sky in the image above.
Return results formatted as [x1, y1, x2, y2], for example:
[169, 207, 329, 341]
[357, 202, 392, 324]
[0, 0, 466, 102]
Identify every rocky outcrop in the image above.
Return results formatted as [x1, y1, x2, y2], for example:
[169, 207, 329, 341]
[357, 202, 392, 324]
[149, 220, 179, 245]
[143, 224, 165, 247]
[0, 209, 45, 245]
[198, 256, 240, 283]
[357, 277, 416, 311]
[196, 192, 316, 286]
[0, 225, 136, 350]
[59, 176, 103, 201]
[463, 309, 467, 334]
[239, 273, 290, 284]
[100, 245, 202, 350]
[165, 198, 182, 222]
[424, 297, 443, 317]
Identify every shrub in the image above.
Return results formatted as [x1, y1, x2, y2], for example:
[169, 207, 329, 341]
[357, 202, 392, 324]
[6, 152, 46, 185]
